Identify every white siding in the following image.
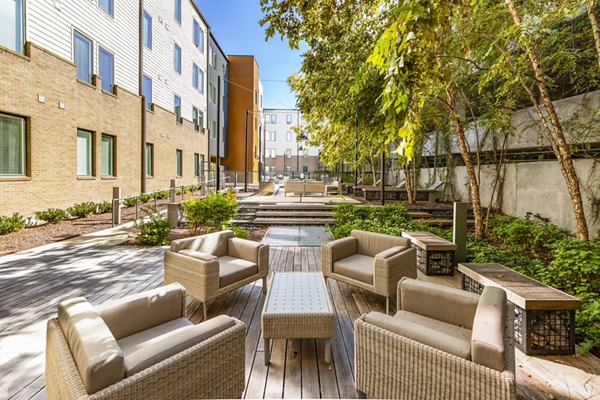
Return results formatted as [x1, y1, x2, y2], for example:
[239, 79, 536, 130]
[26, 0, 139, 93]
[263, 108, 320, 157]
[143, 0, 208, 122]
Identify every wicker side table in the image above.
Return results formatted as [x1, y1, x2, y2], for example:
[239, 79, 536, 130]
[402, 231, 457, 275]
[261, 272, 335, 365]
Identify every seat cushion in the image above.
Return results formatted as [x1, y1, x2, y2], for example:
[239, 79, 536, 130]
[57, 297, 124, 394]
[333, 254, 374, 285]
[365, 311, 472, 360]
[118, 316, 235, 377]
[218, 256, 258, 288]
[178, 249, 219, 262]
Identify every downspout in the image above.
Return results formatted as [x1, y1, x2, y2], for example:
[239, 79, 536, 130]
[139, 0, 146, 193]
[206, 29, 211, 186]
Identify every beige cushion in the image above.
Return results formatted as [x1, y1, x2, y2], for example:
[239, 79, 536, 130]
[399, 278, 479, 329]
[218, 256, 258, 288]
[57, 297, 124, 394]
[178, 249, 218, 262]
[325, 236, 358, 262]
[333, 254, 374, 284]
[365, 311, 472, 360]
[471, 286, 507, 371]
[374, 246, 405, 260]
[170, 231, 232, 256]
[97, 284, 185, 340]
[118, 315, 235, 377]
[228, 237, 261, 264]
[351, 230, 409, 257]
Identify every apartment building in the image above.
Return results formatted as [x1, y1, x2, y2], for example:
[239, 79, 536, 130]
[262, 108, 320, 178]
[0, 0, 226, 216]
[207, 33, 228, 163]
[222, 55, 261, 182]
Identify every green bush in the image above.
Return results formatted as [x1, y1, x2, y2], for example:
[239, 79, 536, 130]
[96, 201, 112, 214]
[139, 193, 153, 204]
[330, 203, 412, 239]
[136, 212, 171, 246]
[66, 202, 97, 218]
[35, 208, 67, 224]
[182, 192, 237, 234]
[156, 190, 170, 200]
[0, 213, 26, 235]
[122, 197, 138, 208]
[233, 226, 250, 239]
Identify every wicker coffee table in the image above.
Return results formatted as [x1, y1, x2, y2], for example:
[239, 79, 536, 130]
[261, 272, 335, 365]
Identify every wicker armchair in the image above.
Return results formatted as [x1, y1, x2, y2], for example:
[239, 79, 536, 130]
[164, 230, 269, 319]
[321, 230, 417, 313]
[45, 284, 246, 400]
[355, 278, 516, 400]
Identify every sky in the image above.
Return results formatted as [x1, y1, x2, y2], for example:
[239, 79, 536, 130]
[194, 0, 302, 109]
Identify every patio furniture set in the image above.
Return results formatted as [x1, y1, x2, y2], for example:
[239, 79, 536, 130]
[48, 228, 586, 399]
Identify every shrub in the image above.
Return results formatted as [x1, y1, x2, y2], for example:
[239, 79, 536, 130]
[233, 226, 250, 239]
[330, 203, 412, 239]
[122, 197, 138, 208]
[35, 208, 67, 224]
[136, 212, 171, 246]
[182, 192, 237, 234]
[96, 201, 112, 214]
[0, 213, 26, 235]
[139, 193, 153, 204]
[66, 202, 96, 218]
[156, 190, 171, 200]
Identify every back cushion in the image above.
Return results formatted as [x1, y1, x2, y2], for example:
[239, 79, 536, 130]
[352, 230, 409, 257]
[471, 286, 507, 371]
[198, 230, 232, 257]
[400, 279, 480, 329]
[57, 297, 124, 394]
[97, 284, 185, 340]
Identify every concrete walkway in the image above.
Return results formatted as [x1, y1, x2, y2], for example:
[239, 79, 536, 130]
[262, 226, 333, 246]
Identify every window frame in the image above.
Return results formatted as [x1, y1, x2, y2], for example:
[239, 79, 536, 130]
[142, 11, 152, 49]
[174, 43, 182, 74]
[194, 153, 200, 177]
[0, 113, 27, 176]
[286, 114, 293, 124]
[142, 75, 152, 110]
[286, 131, 293, 142]
[271, 114, 277, 124]
[98, 46, 114, 93]
[73, 30, 93, 84]
[145, 143, 154, 177]
[100, 134, 116, 177]
[174, 0, 182, 24]
[176, 149, 183, 177]
[76, 129, 94, 177]
[285, 148, 292, 159]
[174, 95, 182, 123]
[1, 0, 24, 52]
[98, 0, 114, 17]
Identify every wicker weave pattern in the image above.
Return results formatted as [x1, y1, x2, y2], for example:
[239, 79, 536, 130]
[45, 318, 246, 400]
[354, 310, 516, 400]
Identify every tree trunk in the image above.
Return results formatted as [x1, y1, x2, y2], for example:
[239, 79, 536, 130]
[586, 0, 600, 70]
[403, 162, 416, 204]
[506, 0, 590, 241]
[445, 88, 486, 239]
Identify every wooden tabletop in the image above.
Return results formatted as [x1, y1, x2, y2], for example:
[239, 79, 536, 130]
[402, 231, 457, 251]
[458, 263, 582, 311]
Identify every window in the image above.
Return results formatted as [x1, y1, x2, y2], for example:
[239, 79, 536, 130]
[271, 114, 277, 124]
[74, 31, 93, 83]
[192, 107, 199, 130]
[199, 110, 204, 130]
[304, 149, 308, 158]
[176, 149, 182, 176]
[145, 143, 153, 176]
[0, 113, 26, 176]
[271, 148, 276, 158]
[77, 129, 93, 176]
[209, 82, 216, 103]
[98, 47, 114, 93]
[211, 120, 217, 139]
[287, 114, 293, 124]
[285, 148, 292, 158]
[198, 69, 204, 93]
[200, 154, 205, 177]
[194, 153, 199, 177]
[192, 64, 204, 92]
[174, 0, 181, 23]
[0, 0, 23, 52]
[303, 166, 308, 173]
[174, 95, 181, 122]
[285, 165, 291, 173]
[286, 131, 293, 142]
[269, 131, 276, 141]
[193, 20, 204, 52]
[101, 135, 115, 176]
[142, 75, 152, 110]
[174, 44, 181, 73]
[142, 11, 152, 49]
[98, 0, 114, 16]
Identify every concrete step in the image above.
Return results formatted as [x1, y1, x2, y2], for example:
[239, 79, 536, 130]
[423, 219, 475, 226]
[407, 212, 433, 219]
[257, 203, 336, 211]
[255, 211, 333, 218]
[254, 217, 336, 225]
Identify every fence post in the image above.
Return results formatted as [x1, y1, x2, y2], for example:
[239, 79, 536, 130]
[453, 202, 468, 267]
[170, 179, 176, 203]
[112, 187, 121, 227]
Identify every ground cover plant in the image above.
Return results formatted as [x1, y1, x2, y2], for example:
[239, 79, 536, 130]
[330, 203, 600, 355]
[136, 211, 171, 246]
[35, 208, 67, 224]
[66, 202, 97, 219]
[182, 191, 238, 234]
[0, 213, 26, 235]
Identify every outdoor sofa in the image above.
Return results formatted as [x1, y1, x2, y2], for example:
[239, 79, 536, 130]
[284, 180, 326, 196]
[321, 230, 417, 314]
[164, 230, 269, 319]
[45, 283, 246, 399]
[355, 278, 516, 400]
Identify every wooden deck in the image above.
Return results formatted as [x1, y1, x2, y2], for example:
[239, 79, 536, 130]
[1, 245, 599, 399]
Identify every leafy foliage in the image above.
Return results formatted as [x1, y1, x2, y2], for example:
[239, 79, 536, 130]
[232, 226, 250, 240]
[182, 192, 238, 234]
[0, 213, 26, 235]
[96, 201, 112, 214]
[136, 212, 171, 246]
[66, 202, 97, 219]
[35, 208, 67, 224]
